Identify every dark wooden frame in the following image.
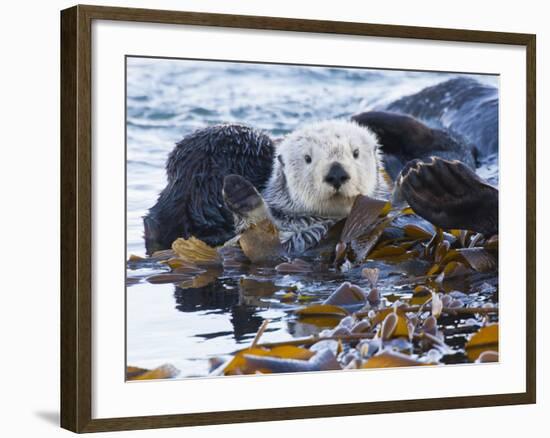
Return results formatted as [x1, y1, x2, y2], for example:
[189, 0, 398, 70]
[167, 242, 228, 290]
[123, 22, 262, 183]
[61, 4, 536, 433]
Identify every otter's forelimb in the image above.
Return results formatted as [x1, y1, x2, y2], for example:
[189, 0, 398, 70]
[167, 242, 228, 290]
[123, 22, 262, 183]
[396, 157, 498, 236]
[223, 174, 270, 231]
[223, 175, 334, 256]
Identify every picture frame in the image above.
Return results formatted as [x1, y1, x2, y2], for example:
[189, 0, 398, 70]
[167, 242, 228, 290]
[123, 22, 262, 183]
[60, 4, 536, 433]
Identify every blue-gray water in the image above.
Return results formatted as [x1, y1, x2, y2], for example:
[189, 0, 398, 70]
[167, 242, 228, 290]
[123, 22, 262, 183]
[126, 57, 498, 377]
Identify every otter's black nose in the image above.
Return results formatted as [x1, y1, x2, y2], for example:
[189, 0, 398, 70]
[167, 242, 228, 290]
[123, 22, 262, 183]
[324, 162, 350, 190]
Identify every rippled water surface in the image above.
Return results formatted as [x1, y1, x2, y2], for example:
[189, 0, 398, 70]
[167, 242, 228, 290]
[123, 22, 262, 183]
[126, 58, 498, 377]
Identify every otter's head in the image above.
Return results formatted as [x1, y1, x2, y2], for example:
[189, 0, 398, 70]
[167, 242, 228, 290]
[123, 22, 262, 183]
[272, 120, 382, 218]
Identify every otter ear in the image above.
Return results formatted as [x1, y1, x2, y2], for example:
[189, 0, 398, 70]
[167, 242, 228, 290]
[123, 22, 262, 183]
[277, 154, 285, 167]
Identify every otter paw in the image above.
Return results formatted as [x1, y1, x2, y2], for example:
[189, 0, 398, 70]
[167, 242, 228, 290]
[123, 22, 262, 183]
[223, 175, 267, 222]
[398, 157, 498, 236]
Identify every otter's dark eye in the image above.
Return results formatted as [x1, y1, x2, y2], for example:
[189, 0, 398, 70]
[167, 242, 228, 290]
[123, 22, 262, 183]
[353, 149, 360, 159]
[304, 154, 312, 164]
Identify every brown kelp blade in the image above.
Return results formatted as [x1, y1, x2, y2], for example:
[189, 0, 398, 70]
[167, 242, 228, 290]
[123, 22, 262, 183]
[294, 304, 349, 318]
[440, 247, 497, 273]
[177, 268, 222, 289]
[238, 219, 284, 263]
[315, 219, 346, 249]
[163, 258, 206, 273]
[351, 216, 394, 263]
[126, 364, 180, 381]
[148, 249, 177, 262]
[172, 236, 221, 265]
[340, 195, 389, 243]
[465, 324, 499, 361]
[362, 351, 426, 368]
[221, 345, 316, 375]
[454, 248, 497, 272]
[241, 348, 341, 374]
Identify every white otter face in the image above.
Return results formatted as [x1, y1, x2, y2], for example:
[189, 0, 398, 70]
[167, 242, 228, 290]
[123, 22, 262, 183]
[276, 120, 382, 218]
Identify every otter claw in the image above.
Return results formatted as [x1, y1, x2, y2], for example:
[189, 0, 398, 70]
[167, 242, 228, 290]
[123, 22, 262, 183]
[223, 174, 264, 215]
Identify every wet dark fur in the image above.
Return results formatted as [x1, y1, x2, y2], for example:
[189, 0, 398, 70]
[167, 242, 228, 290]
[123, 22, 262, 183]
[143, 124, 274, 254]
[352, 111, 477, 180]
[385, 77, 498, 157]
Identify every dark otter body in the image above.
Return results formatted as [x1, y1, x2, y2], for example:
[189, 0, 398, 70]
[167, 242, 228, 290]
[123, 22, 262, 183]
[386, 77, 498, 157]
[352, 111, 477, 180]
[143, 124, 274, 254]
[352, 77, 499, 236]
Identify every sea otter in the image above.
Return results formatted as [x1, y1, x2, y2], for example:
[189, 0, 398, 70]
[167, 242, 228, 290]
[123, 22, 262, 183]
[351, 76, 498, 236]
[143, 77, 498, 255]
[144, 120, 387, 255]
[143, 124, 275, 254]
[223, 120, 388, 254]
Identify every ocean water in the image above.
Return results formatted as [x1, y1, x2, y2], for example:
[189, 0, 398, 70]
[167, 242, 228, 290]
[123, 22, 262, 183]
[126, 57, 498, 377]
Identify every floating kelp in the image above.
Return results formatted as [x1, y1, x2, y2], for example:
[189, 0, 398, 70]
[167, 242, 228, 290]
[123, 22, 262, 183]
[372, 308, 411, 340]
[165, 259, 206, 274]
[219, 346, 340, 375]
[403, 224, 434, 240]
[126, 364, 180, 381]
[362, 351, 427, 369]
[446, 248, 497, 272]
[242, 348, 340, 374]
[209, 269, 498, 376]
[127, 193, 499, 378]
[172, 236, 221, 265]
[465, 324, 499, 361]
[177, 268, 222, 289]
[295, 304, 349, 318]
[238, 219, 284, 263]
[340, 196, 390, 243]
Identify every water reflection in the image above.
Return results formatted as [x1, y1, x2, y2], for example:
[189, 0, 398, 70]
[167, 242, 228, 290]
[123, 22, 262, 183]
[172, 278, 266, 342]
